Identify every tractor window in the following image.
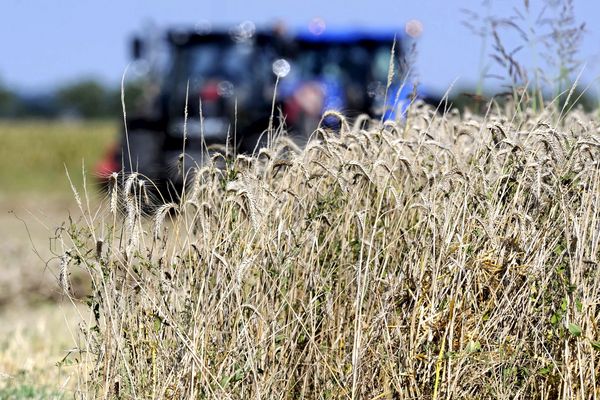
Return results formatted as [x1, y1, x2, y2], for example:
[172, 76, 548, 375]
[295, 44, 371, 84]
[186, 43, 255, 82]
[372, 46, 402, 82]
[166, 38, 277, 120]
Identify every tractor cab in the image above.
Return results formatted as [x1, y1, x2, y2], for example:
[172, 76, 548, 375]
[163, 28, 282, 153]
[98, 25, 285, 191]
[281, 29, 412, 134]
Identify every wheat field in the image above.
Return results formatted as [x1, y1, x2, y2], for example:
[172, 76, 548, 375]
[54, 100, 600, 399]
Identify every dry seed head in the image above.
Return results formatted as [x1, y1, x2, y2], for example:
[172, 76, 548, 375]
[125, 194, 139, 242]
[225, 179, 243, 193]
[226, 177, 260, 230]
[238, 188, 259, 230]
[352, 114, 371, 132]
[236, 256, 256, 284]
[538, 133, 565, 164]
[321, 142, 344, 164]
[354, 211, 366, 238]
[138, 179, 150, 205]
[109, 172, 119, 215]
[96, 238, 104, 260]
[258, 147, 273, 160]
[382, 119, 398, 131]
[270, 159, 293, 176]
[185, 173, 202, 205]
[153, 202, 178, 240]
[373, 159, 393, 174]
[319, 110, 350, 133]
[345, 161, 375, 184]
[186, 166, 212, 201]
[387, 186, 401, 207]
[124, 173, 139, 199]
[68, 177, 83, 210]
[273, 136, 303, 155]
[234, 154, 255, 165]
[58, 252, 71, 296]
[233, 155, 256, 174]
[176, 153, 185, 176]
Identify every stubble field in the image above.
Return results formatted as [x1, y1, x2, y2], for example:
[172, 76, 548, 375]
[0, 120, 116, 397]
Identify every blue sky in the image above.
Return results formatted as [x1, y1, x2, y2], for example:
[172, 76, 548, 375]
[1, 0, 599, 96]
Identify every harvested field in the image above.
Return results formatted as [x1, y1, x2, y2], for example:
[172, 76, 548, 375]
[0, 120, 116, 395]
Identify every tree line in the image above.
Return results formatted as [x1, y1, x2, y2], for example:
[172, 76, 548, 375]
[0, 79, 143, 119]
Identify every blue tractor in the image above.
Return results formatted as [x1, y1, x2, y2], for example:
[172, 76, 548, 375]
[280, 28, 418, 135]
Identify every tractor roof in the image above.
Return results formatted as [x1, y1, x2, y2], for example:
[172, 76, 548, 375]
[166, 28, 278, 47]
[295, 28, 402, 45]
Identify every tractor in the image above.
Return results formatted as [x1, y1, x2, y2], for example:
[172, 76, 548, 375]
[97, 24, 288, 195]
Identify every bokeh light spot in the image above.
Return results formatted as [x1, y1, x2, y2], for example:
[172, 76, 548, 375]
[309, 17, 327, 36]
[272, 59, 291, 78]
[405, 19, 423, 38]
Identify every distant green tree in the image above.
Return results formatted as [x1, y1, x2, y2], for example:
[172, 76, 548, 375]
[55, 79, 147, 119]
[0, 82, 18, 117]
[56, 79, 111, 119]
[555, 84, 598, 113]
[106, 80, 147, 117]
